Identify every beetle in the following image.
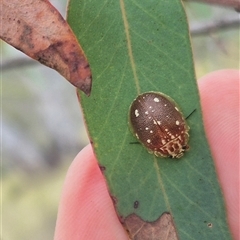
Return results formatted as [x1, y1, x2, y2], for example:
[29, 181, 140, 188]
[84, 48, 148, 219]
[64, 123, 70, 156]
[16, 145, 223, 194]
[129, 92, 190, 158]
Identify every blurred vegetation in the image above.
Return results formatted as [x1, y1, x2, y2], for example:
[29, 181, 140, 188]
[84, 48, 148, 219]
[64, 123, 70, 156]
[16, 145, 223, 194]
[1, 1, 239, 239]
[3, 166, 66, 240]
[187, 3, 239, 76]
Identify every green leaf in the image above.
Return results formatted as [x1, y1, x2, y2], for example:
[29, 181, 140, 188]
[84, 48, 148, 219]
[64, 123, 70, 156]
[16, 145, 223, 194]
[68, 0, 232, 239]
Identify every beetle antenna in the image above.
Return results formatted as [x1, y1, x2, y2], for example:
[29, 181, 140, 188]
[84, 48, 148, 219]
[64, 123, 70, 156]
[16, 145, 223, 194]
[186, 109, 196, 120]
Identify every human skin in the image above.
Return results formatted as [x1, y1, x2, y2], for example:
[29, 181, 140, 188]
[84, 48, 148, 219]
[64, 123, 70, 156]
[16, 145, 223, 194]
[54, 70, 239, 240]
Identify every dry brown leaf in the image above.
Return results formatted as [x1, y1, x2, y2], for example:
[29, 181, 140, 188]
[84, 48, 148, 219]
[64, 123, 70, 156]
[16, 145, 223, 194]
[0, 0, 92, 95]
[124, 212, 179, 240]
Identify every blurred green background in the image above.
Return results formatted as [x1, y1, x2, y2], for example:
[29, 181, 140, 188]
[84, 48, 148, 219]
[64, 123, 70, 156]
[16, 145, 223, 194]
[1, 1, 239, 239]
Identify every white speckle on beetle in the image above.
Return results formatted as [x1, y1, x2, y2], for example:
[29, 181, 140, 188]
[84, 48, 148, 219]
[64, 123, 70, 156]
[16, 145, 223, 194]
[165, 128, 168, 132]
[145, 127, 149, 130]
[154, 97, 159, 102]
[153, 120, 157, 125]
[176, 120, 180, 125]
[150, 130, 153, 133]
[157, 121, 161, 125]
[135, 109, 139, 117]
[162, 139, 166, 144]
[145, 111, 148, 115]
[147, 139, 151, 143]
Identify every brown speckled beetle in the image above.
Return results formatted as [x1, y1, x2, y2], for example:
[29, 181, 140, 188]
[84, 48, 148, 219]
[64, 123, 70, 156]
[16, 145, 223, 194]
[129, 92, 190, 158]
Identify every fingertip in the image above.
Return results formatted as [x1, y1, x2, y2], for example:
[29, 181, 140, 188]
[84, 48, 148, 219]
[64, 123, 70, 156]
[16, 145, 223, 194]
[198, 69, 239, 164]
[54, 144, 127, 240]
[198, 70, 239, 161]
[198, 69, 239, 239]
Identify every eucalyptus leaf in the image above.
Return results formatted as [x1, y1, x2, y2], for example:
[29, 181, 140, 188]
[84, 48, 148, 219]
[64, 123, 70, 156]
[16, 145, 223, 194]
[68, 0, 232, 239]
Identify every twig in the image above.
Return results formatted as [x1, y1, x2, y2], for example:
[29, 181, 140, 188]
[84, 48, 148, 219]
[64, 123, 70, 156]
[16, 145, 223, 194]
[1, 57, 38, 71]
[188, 0, 240, 10]
[190, 15, 240, 36]
[1, 15, 239, 71]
